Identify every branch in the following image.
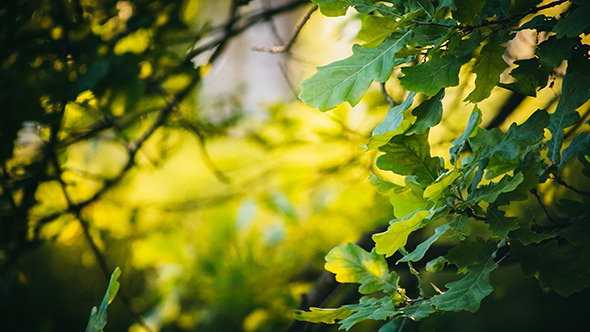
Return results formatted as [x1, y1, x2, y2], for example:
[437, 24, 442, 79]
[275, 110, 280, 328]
[552, 175, 590, 197]
[530, 189, 558, 225]
[252, 4, 317, 53]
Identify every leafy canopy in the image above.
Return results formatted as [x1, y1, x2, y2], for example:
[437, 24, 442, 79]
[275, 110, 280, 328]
[296, 0, 590, 330]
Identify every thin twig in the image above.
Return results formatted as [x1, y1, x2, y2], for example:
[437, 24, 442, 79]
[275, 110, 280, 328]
[252, 4, 317, 53]
[530, 189, 557, 225]
[553, 176, 590, 197]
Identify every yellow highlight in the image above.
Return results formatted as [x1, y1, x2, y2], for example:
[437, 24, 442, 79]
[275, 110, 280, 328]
[114, 29, 150, 55]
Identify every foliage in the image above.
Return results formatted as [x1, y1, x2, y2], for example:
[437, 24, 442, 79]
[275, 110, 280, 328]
[295, 0, 590, 330]
[86, 267, 121, 332]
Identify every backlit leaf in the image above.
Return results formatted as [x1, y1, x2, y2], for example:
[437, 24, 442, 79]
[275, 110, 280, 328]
[368, 92, 415, 150]
[398, 223, 451, 263]
[465, 40, 508, 103]
[547, 68, 590, 163]
[373, 210, 430, 257]
[400, 54, 468, 96]
[325, 243, 399, 294]
[376, 132, 440, 188]
[293, 307, 354, 323]
[300, 31, 412, 111]
[85, 267, 121, 332]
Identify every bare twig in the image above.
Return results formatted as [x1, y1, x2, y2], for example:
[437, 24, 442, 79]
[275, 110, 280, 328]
[252, 4, 317, 53]
[530, 189, 558, 225]
[552, 175, 590, 197]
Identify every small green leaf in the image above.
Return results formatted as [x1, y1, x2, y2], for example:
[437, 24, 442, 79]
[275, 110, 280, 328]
[465, 40, 509, 103]
[390, 182, 429, 219]
[369, 173, 402, 194]
[512, 240, 590, 296]
[325, 243, 399, 294]
[368, 92, 415, 150]
[401, 300, 436, 321]
[294, 307, 354, 323]
[498, 58, 549, 96]
[407, 89, 445, 135]
[85, 267, 122, 332]
[486, 205, 518, 239]
[450, 105, 481, 165]
[373, 210, 431, 257]
[547, 68, 590, 163]
[423, 169, 461, 201]
[341, 296, 400, 331]
[398, 223, 451, 263]
[467, 172, 524, 204]
[311, 0, 349, 17]
[536, 36, 578, 69]
[399, 53, 468, 96]
[559, 132, 590, 169]
[426, 256, 448, 273]
[431, 256, 497, 312]
[376, 132, 440, 188]
[300, 31, 413, 111]
[359, 15, 399, 48]
[553, 3, 590, 38]
[445, 238, 497, 268]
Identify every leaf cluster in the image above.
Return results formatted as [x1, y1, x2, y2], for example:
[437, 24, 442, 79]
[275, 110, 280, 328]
[296, 0, 590, 330]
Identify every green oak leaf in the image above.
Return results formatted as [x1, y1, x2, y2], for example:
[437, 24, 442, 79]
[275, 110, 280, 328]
[445, 238, 497, 268]
[553, 3, 590, 38]
[401, 300, 436, 321]
[423, 169, 461, 201]
[311, 0, 349, 17]
[431, 256, 497, 312]
[517, 14, 556, 31]
[486, 205, 518, 239]
[547, 68, 590, 163]
[325, 243, 399, 294]
[398, 223, 451, 263]
[359, 15, 399, 48]
[536, 36, 578, 69]
[407, 89, 444, 135]
[498, 58, 549, 96]
[512, 240, 590, 296]
[368, 92, 415, 150]
[399, 53, 468, 96]
[508, 228, 555, 245]
[341, 296, 400, 331]
[369, 173, 402, 194]
[300, 30, 412, 111]
[450, 105, 481, 165]
[390, 182, 429, 219]
[85, 267, 121, 332]
[465, 40, 509, 103]
[451, 0, 484, 24]
[467, 172, 524, 203]
[373, 210, 431, 257]
[559, 131, 590, 169]
[376, 132, 440, 188]
[294, 307, 353, 323]
[560, 221, 590, 246]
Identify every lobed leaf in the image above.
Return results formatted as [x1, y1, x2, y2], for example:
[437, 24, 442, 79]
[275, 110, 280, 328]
[368, 92, 415, 150]
[300, 31, 412, 111]
[465, 40, 509, 103]
[294, 307, 354, 324]
[399, 53, 468, 96]
[398, 223, 451, 263]
[373, 210, 430, 257]
[431, 256, 497, 312]
[325, 243, 399, 294]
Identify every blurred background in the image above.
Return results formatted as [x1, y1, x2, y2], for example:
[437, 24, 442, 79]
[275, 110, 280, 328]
[1, 0, 589, 331]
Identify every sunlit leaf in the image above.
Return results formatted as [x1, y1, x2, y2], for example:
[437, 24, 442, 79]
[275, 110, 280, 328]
[300, 31, 412, 111]
[373, 210, 430, 257]
[85, 267, 121, 332]
[293, 307, 353, 323]
[325, 243, 399, 294]
[399, 53, 468, 96]
[398, 223, 451, 263]
[376, 132, 440, 188]
[341, 296, 400, 331]
[368, 92, 415, 150]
